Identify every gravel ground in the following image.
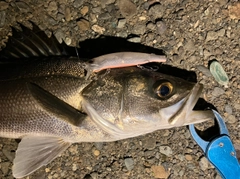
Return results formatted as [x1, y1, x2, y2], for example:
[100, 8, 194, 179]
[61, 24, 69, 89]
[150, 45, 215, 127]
[0, 0, 240, 178]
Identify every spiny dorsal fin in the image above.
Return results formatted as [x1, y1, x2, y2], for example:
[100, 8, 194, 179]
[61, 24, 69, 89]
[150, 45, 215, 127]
[0, 23, 71, 59]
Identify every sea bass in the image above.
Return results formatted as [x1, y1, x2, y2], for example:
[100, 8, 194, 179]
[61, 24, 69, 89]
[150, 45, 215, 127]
[0, 25, 214, 178]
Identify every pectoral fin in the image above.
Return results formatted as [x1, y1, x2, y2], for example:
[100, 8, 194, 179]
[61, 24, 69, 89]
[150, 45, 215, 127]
[13, 136, 71, 178]
[28, 82, 86, 126]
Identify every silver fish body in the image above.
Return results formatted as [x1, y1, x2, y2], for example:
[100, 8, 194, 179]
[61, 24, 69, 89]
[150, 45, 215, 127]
[0, 58, 214, 178]
[0, 25, 214, 178]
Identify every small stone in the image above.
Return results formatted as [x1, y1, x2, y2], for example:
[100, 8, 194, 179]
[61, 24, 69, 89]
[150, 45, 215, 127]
[206, 29, 225, 42]
[117, 0, 137, 18]
[132, 24, 146, 35]
[81, 6, 89, 16]
[94, 142, 103, 150]
[0, 2, 9, 10]
[151, 165, 170, 179]
[90, 172, 98, 179]
[148, 4, 164, 20]
[159, 146, 173, 157]
[98, 13, 111, 20]
[225, 104, 232, 114]
[77, 19, 90, 32]
[73, 0, 84, 8]
[117, 18, 126, 28]
[185, 154, 193, 161]
[48, 2, 58, 11]
[127, 36, 141, 43]
[226, 115, 237, 124]
[101, 0, 115, 6]
[93, 149, 100, 156]
[65, 7, 71, 21]
[91, 25, 105, 34]
[234, 103, 240, 110]
[156, 21, 167, 35]
[0, 11, 6, 28]
[124, 157, 134, 171]
[210, 61, 229, 87]
[146, 22, 156, 31]
[45, 168, 50, 173]
[2, 146, 15, 162]
[142, 137, 156, 150]
[1, 162, 10, 175]
[64, 37, 72, 45]
[54, 29, 65, 44]
[199, 157, 210, 171]
[212, 87, 225, 97]
[196, 65, 212, 77]
[72, 163, 78, 171]
[229, 3, 240, 20]
[16, 1, 30, 13]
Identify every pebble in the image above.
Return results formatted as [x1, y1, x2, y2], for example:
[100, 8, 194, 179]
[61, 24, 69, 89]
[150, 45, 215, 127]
[117, 18, 126, 28]
[0, 1, 9, 10]
[117, 0, 137, 18]
[127, 36, 141, 43]
[73, 0, 84, 8]
[94, 142, 103, 150]
[132, 24, 146, 35]
[0, 11, 6, 28]
[148, 4, 164, 20]
[210, 61, 229, 87]
[146, 22, 156, 31]
[2, 146, 15, 162]
[142, 137, 156, 150]
[91, 24, 105, 34]
[16, 1, 30, 13]
[93, 149, 100, 156]
[81, 6, 89, 16]
[65, 7, 71, 21]
[64, 37, 72, 45]
[226, 114, 237, 124]
[205, 29, 225, 41]
[156, 21, 167, 35]
[54, 29, 65, 43]
[199, 157, 210, 171]
[1, 162, 10, 175]
[101, 0, 115, 6]
[234, 103, 240, 110]
[90, 172, 98, 179]
[72, 163, 78, 171]
[196, 65, 212, 77]
[77, 19, 90, 32]
[159, 146, 173, 157]
[124, 157, 134, 171]
[212, 87, 225, 97]
[48, 2, 58, 12]
[225, 104, 232, 114]
[228, 3, 240, 20]
[98, 13, 111, 20]
[151, 165, 169, 179]
[185, 154, 193, 161]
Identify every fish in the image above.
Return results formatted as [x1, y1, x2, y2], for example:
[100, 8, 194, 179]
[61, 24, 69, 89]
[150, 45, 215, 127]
[0, 24, 214, 178]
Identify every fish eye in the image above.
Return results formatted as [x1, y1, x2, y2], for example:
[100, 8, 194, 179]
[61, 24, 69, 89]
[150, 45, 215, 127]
[155, 81, 173, 99]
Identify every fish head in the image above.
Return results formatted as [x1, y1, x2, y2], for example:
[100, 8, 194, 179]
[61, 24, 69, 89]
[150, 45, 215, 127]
[82, 67, 214, 138]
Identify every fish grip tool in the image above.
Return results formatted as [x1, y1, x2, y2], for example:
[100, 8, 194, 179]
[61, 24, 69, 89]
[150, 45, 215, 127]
[189, 110, 240, 179]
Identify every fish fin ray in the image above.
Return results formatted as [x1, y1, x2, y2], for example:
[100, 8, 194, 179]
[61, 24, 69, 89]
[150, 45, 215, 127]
[13, 136, 71, 178]
[28, 82, 86, 126]
[0, 23, 71, 60]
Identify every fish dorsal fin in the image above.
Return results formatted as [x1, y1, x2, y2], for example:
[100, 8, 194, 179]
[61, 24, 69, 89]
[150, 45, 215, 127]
[13, 136, 71, 178]
[0, 23, 70, 60]
[27, 82, 86, 126]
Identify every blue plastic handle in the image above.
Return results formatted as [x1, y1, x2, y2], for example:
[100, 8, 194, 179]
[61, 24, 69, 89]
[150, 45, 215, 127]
[207, 135, 240, 179]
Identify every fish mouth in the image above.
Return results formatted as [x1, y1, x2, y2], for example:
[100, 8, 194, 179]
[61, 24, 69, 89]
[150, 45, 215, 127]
[161, 83, 214, 127]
